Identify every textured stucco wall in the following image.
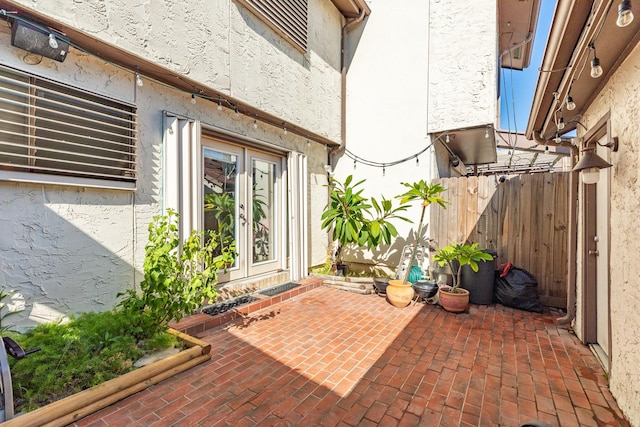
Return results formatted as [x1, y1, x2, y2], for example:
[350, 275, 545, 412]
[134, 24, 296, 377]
[427, 0, 497, 133]
[333, 0, 435, 270]
[0, 1, 339, 329]
[9, 0, 343, 141]
[577, 42, 640, 426]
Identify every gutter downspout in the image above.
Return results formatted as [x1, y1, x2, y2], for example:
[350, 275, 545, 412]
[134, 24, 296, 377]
[534, 129, 579, 326]
[330, 6, 366, 169]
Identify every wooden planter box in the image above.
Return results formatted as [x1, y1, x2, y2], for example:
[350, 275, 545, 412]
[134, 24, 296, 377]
[1, 329, 211, 427]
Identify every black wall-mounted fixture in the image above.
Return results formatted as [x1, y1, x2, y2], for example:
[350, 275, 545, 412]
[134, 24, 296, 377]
[10, 20, 69, 62]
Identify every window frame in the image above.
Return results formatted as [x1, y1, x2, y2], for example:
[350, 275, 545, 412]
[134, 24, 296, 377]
[0, 64, 137, 191]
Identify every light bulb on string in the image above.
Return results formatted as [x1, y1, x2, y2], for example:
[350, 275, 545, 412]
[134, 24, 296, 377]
[283, 125, 287, 135]
[545, 145, 550, 154]
[217, 98, 222, 111]
[566, 96, 576, 111]
[191, 94, 196, 104]
[557, 117, 565, 130]
[306, 139, 310, 146]
[484, 128, 490, 139]
[416, 156, 420, 167]
[135, 73, 143, 87]
[617, 0, 634, 27]
[48, 33, 58, 49]
[353, 159, 357, 170]
[234, 106, 239, 117]
[253, 117, 258, 129]
[590, 44, 603, 78]
[382, 166, 386, 177]
[445, 134, 450, 143]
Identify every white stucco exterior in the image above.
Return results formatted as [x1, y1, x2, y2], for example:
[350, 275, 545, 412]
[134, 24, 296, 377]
[0, 0, 343, 329]
[427, 0, 497, 133]
[574, 42, 640, 426]
[334, 0, 499, 269]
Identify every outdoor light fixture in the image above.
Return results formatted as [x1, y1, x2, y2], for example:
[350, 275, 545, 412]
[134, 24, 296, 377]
[484, 128, 490, 139]
[190, 94, 196, 104]
[617, 0, 634, 27]
[571, 137, 619, 184]
[590, 44, 603, 78]
[10, 20, 69, 62]
[135, 72, 143, 87]
[558, 117, 565, 130]
[566, 96, 576, 111]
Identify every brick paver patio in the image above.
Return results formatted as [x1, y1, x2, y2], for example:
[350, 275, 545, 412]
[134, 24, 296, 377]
[74, 286, 630, 426]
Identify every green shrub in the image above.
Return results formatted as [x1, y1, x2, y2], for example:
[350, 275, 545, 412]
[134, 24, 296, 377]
[118, 209, 236, 340]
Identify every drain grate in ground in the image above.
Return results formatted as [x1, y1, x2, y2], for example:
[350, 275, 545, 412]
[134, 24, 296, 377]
[258, 282, 300, 297]
[202, 294, 260, 316]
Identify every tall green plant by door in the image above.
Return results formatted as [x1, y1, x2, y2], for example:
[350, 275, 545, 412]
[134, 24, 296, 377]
[118, 209, 236, 339]
[321, 175, 410, 269]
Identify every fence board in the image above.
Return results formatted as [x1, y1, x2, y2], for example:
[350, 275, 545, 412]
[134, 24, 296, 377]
[430, 173, 569, 308]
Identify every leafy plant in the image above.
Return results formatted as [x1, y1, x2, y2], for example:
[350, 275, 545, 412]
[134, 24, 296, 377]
[396, 180, 447, 283]
[8, 310, 180, 412]
[433, 242, 494, 291]
[118, 209, 236, 339]
[321, 175, 410, 267]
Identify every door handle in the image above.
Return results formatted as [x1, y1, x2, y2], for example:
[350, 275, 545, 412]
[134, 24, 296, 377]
[588, 249, 599, 256]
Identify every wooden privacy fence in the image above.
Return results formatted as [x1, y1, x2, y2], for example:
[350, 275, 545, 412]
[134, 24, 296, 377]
[429, 173, 569, 308]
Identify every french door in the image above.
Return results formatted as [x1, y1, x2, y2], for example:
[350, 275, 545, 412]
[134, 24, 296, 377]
[202, 137, 283, 281]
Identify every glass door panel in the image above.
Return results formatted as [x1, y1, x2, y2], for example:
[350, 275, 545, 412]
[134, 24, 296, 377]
[202, 146, 243, 280]
[251, 159, 276, 264]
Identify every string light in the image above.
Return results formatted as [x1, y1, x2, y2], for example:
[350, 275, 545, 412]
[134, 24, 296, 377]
[234, 105, 239, 117]
[135, 72, 143, 87]
[217, 98, 222, 111]
[353, 159, 357, 170]
[617, 0, 634, 27]
[190, 94, 196, 104]
[545, 145, 549, 154]
[306, 139, 310, 146]
[48, 33, 58, 49]
[283, 125, 287, 135]
[590, 44, 603, 78]
[484, 128, 490, 139]
[382, 166, 386, 176]
[566, 95, 576, 111]
[253, 116, 258, 129]
[557, 117, 565, 130]
[416, 156, 419, 166]
[445, 134, 450, 143]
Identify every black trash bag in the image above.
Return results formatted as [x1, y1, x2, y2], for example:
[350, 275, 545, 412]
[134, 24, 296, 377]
[494, 263, 544, 313]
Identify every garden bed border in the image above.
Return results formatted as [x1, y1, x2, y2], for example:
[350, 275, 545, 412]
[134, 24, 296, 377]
[1, 329, 211, 427]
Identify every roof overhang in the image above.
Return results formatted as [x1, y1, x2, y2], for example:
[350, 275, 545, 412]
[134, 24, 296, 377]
[526, 0, 640, 141]
[330, 0, 371, 19]
[499, 0, 542, 70]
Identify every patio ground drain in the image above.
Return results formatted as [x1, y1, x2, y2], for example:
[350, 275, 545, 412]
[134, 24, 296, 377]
[258, 282, 300, 297]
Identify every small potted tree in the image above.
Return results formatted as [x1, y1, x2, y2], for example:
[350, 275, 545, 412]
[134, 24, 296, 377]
[384, 180, 447, 307]
[432, 242, 494, 312]
[321, 175, 410, 276]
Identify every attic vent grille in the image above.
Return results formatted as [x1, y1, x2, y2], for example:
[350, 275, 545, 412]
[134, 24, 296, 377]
[0, 64, 137, 188]
[237, 0, 308, 51]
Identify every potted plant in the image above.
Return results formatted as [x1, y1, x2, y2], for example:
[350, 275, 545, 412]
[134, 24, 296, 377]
[384, 180, 447, 307]
[432, 242, 494, 312]
[321, 175, 410, 276]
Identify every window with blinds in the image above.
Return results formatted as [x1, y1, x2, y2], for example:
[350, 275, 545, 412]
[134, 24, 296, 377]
[0, 65, 137, 187]
[236, 0, 308, 51]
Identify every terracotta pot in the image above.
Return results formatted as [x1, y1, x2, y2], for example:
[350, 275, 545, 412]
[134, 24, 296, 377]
[386, 279, 415, 308]
[438, 286, 469, 313]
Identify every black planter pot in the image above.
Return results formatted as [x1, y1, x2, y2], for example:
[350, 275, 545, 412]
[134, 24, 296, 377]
[413, 280, 439, 300]
[373, 277, 390, 295]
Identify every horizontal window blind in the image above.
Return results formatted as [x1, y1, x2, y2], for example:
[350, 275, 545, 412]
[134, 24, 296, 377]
[237, 0, 308, 51]
[0, 65, 137, 185]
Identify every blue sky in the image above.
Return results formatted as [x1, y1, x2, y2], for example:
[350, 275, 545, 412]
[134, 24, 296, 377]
[499, 0, 556, 132]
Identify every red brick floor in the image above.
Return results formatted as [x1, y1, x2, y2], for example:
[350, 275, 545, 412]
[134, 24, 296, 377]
[73, 286, 630, 427]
